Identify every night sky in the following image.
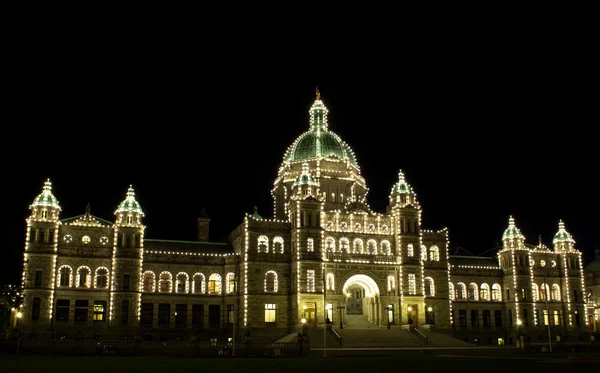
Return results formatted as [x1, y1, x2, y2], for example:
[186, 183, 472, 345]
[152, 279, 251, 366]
[3, 44, 597, 285]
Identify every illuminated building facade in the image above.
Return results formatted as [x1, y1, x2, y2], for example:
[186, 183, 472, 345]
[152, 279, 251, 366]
[19, 91, 594, 344]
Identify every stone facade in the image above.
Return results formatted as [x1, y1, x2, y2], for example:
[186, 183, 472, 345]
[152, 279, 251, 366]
[19, 94, 596, 345]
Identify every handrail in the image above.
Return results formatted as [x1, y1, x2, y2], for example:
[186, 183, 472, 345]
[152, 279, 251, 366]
[328, 327, 343, 346]
[413, 327, 428, 345]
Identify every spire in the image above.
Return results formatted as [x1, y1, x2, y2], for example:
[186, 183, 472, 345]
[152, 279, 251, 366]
[391, 169, 414, 195]
[552, 219, 575, 246]
[115, 185, 143, 215]
[86, 203, 91, 217]
[309, 88, 329, 131]
[251, 205, 263, 220]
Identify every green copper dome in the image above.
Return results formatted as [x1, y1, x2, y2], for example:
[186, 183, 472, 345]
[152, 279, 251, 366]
[552, 220, 575, 245]
[283, 94, 358, 166]
[502, 216, 524, 240]
[293, 162, 319, 187]
[116, 186, 143, 214]
[391, 170, 413, 194]
[31, 179, 61, 210]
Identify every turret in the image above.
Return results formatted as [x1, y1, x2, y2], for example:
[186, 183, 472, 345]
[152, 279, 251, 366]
[502, 216, 525, 250]
[292, 162, 320, 199]
[552, 220, 575, 252]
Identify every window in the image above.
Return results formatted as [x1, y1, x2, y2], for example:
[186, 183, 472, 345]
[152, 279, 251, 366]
[93, 301, 107, 322]
[265, 271, 278, 292]
[77, 267, 91, 288]
[158, 304, 171, 326]
[458, 310, 467, 327]
[407, 244, 414, 257]
[175, 304, 187, 326]
[228, 304, 234, 324]
[367, 239, 377, 254]
[208, 273, 222, 294]
[122, 274, 130, 291]
[381, 240, 391, 255]
[141, 303, 153, 325]
[121, 300, 129, 325]
[573, 289, 578, 302]
[159, 272, 173, 293]
[307, 270, 315, 292]
[540, 283, 548, 300]
[429, 246, 439, 261]
[552, 284, 561, 301]
[483, 310, 491, 328]
[327, 303, 334, 323]
[421, 245, 427, 261]
[75, 300, 88, 322]
[542, 309, 549, 326]
[494, 310, 502, 327]
[265, 304, 276, 323]
[468, 283, 479, 301]
[227, 273, 236, 293]
[58, 266, 72, 287]
[327, 273, 335, 291]
[274, 236, 284, 253]
[325, 237, 335, 252]
[426, 307, 435, 324]
[457, 283, 467, 300]
[448, 283, 455, 300]
[480, 283, 490, 301]
[177, 273, 189, 293]
[340, 238, 350, 253]
[95, 267, 109, 289]
[553, 310, 561, 326]
[387, 275, 396, 293]
[258, 235, 269, 253]
[193, 273, 205, 294]
[32, 297, 41, 322]
[307, 238, 314, 252]
[34, 271, 42, 287]
[353, 238, 363, 254]
[424, 277, 435, 297]
[331, 193, 336, 203]
[523, 308, 529, 326]
[408, 274, 416, 295]
[143, 271, 155, 292]
[531, 283, 539, 301]
[471, 310, 479, 327]
[82, 235, 91, 245]
[192, 304, 204, 325]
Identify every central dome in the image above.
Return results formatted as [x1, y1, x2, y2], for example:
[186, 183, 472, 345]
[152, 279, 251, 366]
[283, 90, 358, 167]
[285, 130, 357, 166]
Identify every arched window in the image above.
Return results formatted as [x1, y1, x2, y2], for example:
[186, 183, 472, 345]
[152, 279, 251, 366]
[381, 240, 391, 255]
[424, 277, 435, 297]
[331, 193, 336, 203]
[325, 237, 336, 253]
[531, 283, 539, 301]
[327, 273, 335, 290]
[457, 282, 467, 300]
[387, 275, 396, 292]
[142, 271, 155, 292]
[551, 284, 561, 301]
[58, 265, 72, 287]
[208, 273, 222, 294]
[429, 246, 440, 261]
[258, 235, 269, 253]
[176, 272, 189, 293]
[192, 273, 205, 294]
[367, 239, 377, 254]
[421, 245, 428, 261]
[492, 283, 502, 301]
[159, 272, 173, 293]
[95, 267, 109, 289]
[340, 194, 344, 203]
[76, 266, 91, 288]
[480, 283, 490, 301]
[587, 292, 593, 304]
[226, 272, 236, 293]
[339, 238, 350, 253]
[468, 283, 479, 300]
[448, 282, 455, 300]
[407, 244, 414, 257]
[273, 236, 284, 253]
[539, 283, 549, 301]
[265, 271, 278, 292]
[353, 238, 364, 254]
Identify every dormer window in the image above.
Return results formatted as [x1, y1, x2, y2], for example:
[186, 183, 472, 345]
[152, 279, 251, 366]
[42, 210, 47, 219]
[127, 216, 133, 224]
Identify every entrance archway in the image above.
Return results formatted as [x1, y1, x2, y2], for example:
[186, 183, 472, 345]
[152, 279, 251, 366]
[342, 274, 381, 327]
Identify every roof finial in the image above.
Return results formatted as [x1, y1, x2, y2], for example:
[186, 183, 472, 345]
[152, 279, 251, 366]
[538, 234, 543, 247]
[316, 86, 321, 100]
[86, 203, 91, 217]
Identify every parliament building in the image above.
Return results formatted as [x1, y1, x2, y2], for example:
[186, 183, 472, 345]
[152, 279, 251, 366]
[19, 91, 600, 345]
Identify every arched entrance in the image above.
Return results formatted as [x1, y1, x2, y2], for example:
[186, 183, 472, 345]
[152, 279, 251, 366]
[342, 274, 381, 327]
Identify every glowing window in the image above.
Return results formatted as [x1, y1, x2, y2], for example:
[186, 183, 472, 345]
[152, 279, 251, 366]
[265, 304, 276, 323]
[307, 270, 315, 292]
[208, 273, 222, 294]
[82, 235, 91, 244]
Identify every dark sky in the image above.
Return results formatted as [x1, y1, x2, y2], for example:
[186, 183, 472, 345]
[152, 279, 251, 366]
[2, 33, 597, 285]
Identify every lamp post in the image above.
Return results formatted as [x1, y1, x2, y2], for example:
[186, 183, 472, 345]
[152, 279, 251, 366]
[16, 311, 22, 356]
[516, 318, 522, 348]
[337, 305, 345, 329]
[543, 274, 552, 352]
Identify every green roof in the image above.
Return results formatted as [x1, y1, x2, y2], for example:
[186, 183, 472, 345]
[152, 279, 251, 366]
[283, 97, 358, 166]
[552, 220, 575, 245]
[251, 205, 262, 219]
[31, 179, 61, 210]
[391, 170, 413, 194]
[293, 162, 319, 187]
[502, 216, 524, 240]
[115, 186, 143, 214]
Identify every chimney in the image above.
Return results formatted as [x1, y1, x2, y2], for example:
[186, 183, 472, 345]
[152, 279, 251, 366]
[197, 208, 211, 242]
